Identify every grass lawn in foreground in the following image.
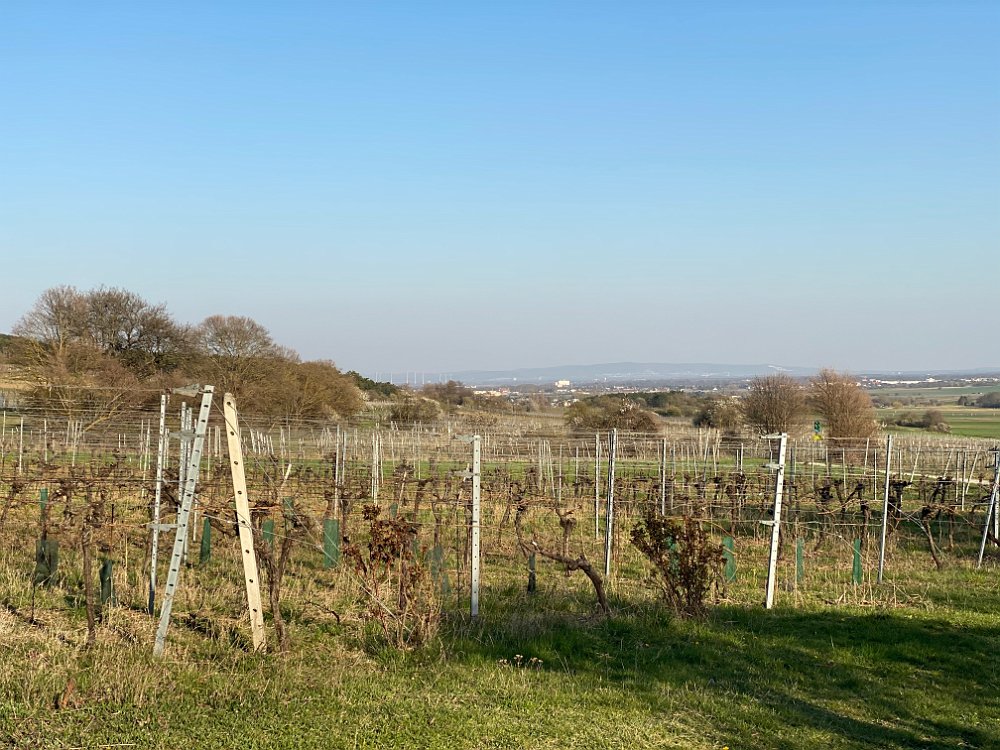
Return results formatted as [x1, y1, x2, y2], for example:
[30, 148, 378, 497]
[3, 565, 999, 750]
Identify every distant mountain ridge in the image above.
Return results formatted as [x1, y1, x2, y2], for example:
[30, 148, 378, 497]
[451, 362, 816, 386]
[448, 362, 1000, 387]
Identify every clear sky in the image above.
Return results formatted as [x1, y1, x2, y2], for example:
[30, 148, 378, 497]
[2, 2, 997, 375]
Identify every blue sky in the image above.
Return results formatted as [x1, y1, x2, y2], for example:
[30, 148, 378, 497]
[2, 2, 997, 375]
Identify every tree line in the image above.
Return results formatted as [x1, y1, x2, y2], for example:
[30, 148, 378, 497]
[5, 285, 365, 428]
[567, 371, 878, 439]
[4, 286, 884, 438]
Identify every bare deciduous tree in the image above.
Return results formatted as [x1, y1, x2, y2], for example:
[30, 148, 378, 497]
[12, 287, 152, 430]
[742, 374, 807, 434]
[12, 285, 88, 361]
[809, 369, 876, 439]
[195, 315, 285, 398]
[84, 287, 193, 377]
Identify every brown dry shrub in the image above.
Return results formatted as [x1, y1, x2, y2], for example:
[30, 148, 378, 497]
[344, 504, 439, 649]
[630, 514, 724, 616]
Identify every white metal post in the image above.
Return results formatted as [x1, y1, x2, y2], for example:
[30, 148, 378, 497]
[179, 403, 191, 564]
[994, 457, 1000, 542]
[148, 394, 168, 615]
[153, 387, 213, 656]
[603, 428, 618, 579]
[764, 433, 788, 609]
[594, 432, 600, 538]
[977, 450, 1000, 569]
[877, 434, 894, 583]
[471, 434, 481, 618]
[660, 438, 667, 516]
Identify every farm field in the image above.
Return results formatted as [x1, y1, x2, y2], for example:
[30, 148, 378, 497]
[2, 406, 1000, 749]
[936, 409, 1000, 439]
[865, 382, 1000, 438]
[868, 384, 1000, 403]
[880, 406, 1000, 439]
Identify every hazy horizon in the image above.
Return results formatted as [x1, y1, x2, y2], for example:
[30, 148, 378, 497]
[3, 3, 997, 375]
[367, 360, 1000, 383]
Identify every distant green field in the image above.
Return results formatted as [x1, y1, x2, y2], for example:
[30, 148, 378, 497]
[880, 406, 1000, 440]
[869, 384, 1000, 403]
[939, 409, 1000, 439]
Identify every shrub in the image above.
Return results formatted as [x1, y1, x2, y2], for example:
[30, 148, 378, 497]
[892, 409, 950, 432]
[565, 397, 659, 433]
[630, 514, 724, 616]
[422, 380, 474, 407]
[389, 396, 441, 425]
[922, 409, 950, 431]
[693, 397, 744, 434]
[344, 505, 439, 649]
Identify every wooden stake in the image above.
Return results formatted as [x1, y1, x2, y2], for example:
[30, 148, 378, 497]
[223, 394, 267, 651]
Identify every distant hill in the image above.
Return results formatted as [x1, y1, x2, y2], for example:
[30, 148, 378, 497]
[443, 362, 1000, 388]
[450, 362, 816, 387]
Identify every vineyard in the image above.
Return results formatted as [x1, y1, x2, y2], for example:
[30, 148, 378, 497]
[2, 389, 1000, 748]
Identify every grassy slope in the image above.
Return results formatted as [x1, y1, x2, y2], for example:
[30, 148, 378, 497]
[3, 567, 999, 750]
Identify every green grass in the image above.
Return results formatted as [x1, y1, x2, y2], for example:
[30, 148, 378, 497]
[870, 385, 1000, 403]
[3, 557, 1000, 749]
[880, 406, 1000, 439]
[935, 409, 1000, 439]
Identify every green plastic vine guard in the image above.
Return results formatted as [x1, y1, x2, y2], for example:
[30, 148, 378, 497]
[722, 536, 736, 582]
[852, 539, 863, 585]
[323, 518, 340, 568]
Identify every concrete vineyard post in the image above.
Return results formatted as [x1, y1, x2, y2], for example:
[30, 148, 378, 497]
[178, 403, 191, 565]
